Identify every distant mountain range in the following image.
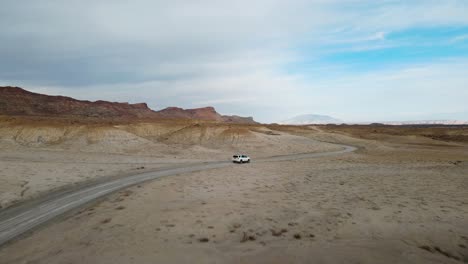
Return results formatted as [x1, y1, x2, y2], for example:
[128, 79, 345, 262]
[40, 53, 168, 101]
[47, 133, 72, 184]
[280, 114, 343, 125]
[0, 86, 257, 124]
[280, 114, 467, 126]
[381, 120, 468, 125]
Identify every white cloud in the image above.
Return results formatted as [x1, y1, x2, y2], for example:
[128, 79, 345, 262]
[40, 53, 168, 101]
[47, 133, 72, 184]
[370, 31, 386, 41]
[450, 34, 468, 43]
[303, 58, 468, 122]
[1, 0, 468, 122]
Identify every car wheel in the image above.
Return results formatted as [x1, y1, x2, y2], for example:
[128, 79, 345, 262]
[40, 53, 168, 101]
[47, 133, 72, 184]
[247, 159, 250, 163]
[240, 160, 243, 164]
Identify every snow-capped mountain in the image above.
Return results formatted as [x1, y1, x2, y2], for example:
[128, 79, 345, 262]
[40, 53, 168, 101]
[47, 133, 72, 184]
[383, 120, 468, 125]
[280, 114, 343, 125]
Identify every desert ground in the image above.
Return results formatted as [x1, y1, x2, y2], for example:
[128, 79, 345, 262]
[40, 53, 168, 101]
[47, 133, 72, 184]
[0, 117, 339, 209]
[0, 119, 467, 263]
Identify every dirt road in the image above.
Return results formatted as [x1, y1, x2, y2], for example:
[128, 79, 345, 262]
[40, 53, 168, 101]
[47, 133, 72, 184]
[0, 144, 356, 246]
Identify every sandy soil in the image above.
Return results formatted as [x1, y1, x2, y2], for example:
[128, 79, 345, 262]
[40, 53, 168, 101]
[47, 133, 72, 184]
[0, 124, 467, 263]
[0, 147, 174, 209]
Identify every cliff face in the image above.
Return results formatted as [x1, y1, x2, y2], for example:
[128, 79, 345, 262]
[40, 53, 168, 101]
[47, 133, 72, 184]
[0, 86, 258, 124]
[222, 115, 257, 124]
[0, 86, 159, 119]
[154, 107, 257, 124]
[155, 106, 224, 122]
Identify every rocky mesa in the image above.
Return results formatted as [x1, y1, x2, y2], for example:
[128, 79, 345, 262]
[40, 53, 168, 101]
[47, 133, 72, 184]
[0, 86, 257, 124]
[0, 86, 159, 119]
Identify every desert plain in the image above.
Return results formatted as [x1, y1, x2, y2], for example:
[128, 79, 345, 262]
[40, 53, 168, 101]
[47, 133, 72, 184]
[0, 118, 467, 264]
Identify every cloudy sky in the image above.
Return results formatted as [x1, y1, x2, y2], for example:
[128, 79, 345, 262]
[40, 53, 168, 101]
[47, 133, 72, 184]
[1, 0, 468, 123]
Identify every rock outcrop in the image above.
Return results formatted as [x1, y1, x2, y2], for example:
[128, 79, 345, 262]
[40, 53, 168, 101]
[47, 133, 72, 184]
[0, 86, 158, 119]
[155, 106, 224, 122]
[155, 107, 257, 124]
[222, 115, 257, 124]
[0, 86, 258, 124]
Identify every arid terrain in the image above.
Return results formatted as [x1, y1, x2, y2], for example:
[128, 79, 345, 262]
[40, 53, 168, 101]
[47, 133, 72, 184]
[0, 116, 467, 263]
[0, 116, 338, 209]
[2, 0, 468, 262]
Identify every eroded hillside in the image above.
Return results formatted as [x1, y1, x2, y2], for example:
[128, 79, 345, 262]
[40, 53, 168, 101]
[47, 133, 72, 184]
[0, 117, 340, 209]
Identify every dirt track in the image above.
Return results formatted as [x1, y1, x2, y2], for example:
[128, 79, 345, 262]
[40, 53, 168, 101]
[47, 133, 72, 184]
[0, 140, 355, 246]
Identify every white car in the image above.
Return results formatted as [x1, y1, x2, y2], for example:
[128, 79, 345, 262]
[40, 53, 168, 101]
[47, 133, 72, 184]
[232, 154, 250, 163]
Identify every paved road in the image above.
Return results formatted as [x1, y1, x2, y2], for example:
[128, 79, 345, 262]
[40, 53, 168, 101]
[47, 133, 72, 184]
[0, 144, 356, 246]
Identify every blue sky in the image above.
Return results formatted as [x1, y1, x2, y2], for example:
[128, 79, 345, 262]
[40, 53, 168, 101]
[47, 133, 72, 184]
[1, 0, 468, 123]
[284, 26, 468, 77]
[318, 27, 468, 69]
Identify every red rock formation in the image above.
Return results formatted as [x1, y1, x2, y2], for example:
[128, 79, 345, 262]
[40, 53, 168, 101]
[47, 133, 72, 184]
[155, 106, 223, 121]
[155, 107, 257, 124]
[222, 115, 257, 124]
[0, 86, 258, 124]
[0, 86, 158, 119]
